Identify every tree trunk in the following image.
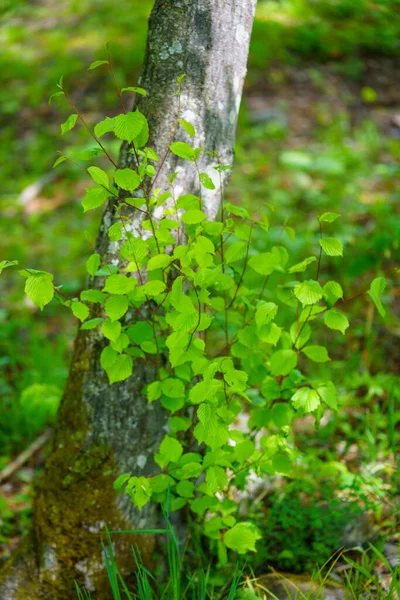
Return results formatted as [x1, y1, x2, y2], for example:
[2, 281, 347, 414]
[0, 1, 256, 597]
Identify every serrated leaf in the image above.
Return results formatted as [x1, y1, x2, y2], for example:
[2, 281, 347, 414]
[88, 60, 109, 70]
[114, 168, 141, 192]
[176, 480, 195, 498]
[86, 253, 101, 277]
[101, 319, 122, 342]
[105, 295, 129, 321]
[81, 186, 109, 212]
[368, 277, 386, 317]
[224, 241, 247, 264]
[81, 290, 106, 303]
[87, 166, 109, 188]
[181, 210, 207, 225]
[161, 378, 185, 398]
[288, 256, 316, 273]
[199, 172, 215, 190]
[114, 110, 146, 142]
[100, 345, 118, 370]
[143, 280, 166, 296]
[121, 86, 147, 96]
[147, 254, 172, 271]
[255, 302, 278, 328]
[206, 465, 227, 493]
[291, 387, 321, 412]
[94, 117, 115, 138]
[106, 354, 133, 384]
[224, 522, 261, 554]
[71, 301, 89, 322]
[25, 272, 54, 310]
[107, 222, 123, 242]
[323, 281, 343, 304]
[316, 381, 338, 410]
[170, 141, 195, 160]
[155, 436, 183, 468]
[269, 349, 297, 376]
[302, 345, 330, 362]
[319, 237, 343, 257]
[103, 274, 136, 295]
[294, 280, 324, 305]
[324, 308, 349, 335]
[248, 252, 279, 275]
[61, 114, 78, 135]
[319, 212, 341, 223]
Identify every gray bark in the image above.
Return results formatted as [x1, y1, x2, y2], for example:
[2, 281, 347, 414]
[0, 1, 256, 598]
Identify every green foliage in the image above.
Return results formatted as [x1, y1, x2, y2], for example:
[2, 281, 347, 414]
[2, 60, 396, 563]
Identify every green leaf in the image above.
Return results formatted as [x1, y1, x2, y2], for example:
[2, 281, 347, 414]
[318, 212, 341, 223]
[324, 308, 349, 335]
[294, 280, 324, 305]
[81, 186, 109, 212]
[48, 91, 64, 104]
[194, 403, 228, 450]
[81, 318, 102, 330]
[105, 295, 129, 321]
[288, 256, 316, 273]
[71, 301, 89, 322]
[143, 280, 166, 296]
[206, 465, 228, 493]
[86, 254, 101, 277]
[114, 110, 146, 142]
[248, 252, 279, 275]
[0, 260, 18, 274]
[170, 141, 195, 160]
[121, 86, 147, 96]
[25, 272, 54, 310]
[100, 345, 118, 370]
[80, 290, 105, 304]
[224, 241, 247, 264]
[323, 281, 343, 304]
[319, 237, 343, 257]
[290, 322, 311, 349]
[53, 155, 66, 168]
[155, 436, 183, 468]
[87, 166, 109, 188]
[224, 522, 261, 554]
[368, 277, 386, 317]
[103, 274, 136, 295]
[269, 349, 297, 376]
[113, 473, 130, 491]
[291, 387, 321, 412]
[255, 302, 278, 328]
[106, 354, 133, 384]
[316, 381, 338, 410]
[302, 345, 330, 362]
[161, 378, 185, 398]
[107, 222, 123, 242]
[179, 119, 195, 137]
[147, 381, 162, 403]
[114, 168, 141, 192]
[94, 117, 115, 138]
[147, 254, 172, 271]
[101, 319, 122, 342]
[199, 172, 215, 190]
[61, 114, 78, 135]
[181, 210, 207, 225]
[88, 60, 109, 70]
[189, 379, 223, 404]
[77, 147, 105, 160]
[126, 476, 152, 508]
[176, 480, 195, 498]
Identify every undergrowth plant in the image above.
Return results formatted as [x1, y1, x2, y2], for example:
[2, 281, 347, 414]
[0, 52, 394, 560]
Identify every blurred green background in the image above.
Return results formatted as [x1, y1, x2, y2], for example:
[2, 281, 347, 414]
[0, 0, 399, 570]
